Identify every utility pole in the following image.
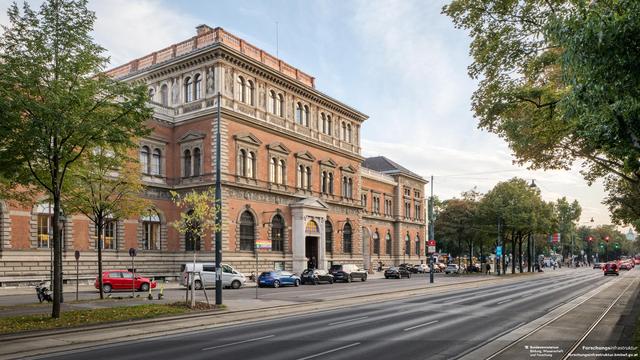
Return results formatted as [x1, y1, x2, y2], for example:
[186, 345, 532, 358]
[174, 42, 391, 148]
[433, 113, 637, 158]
[215, 92, 223, 305]
[429, 175, 434, 284]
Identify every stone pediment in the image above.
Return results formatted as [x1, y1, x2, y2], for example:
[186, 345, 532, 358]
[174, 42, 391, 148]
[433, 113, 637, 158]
[319, 158, 337, 168]
[295, 150, 316, 162]
[233, 132, 262, 146]
[290, 197, 329, 211]
[267, 142, 291, 155]
[340, 164, 357, 174]
[178, 131, 206, 143]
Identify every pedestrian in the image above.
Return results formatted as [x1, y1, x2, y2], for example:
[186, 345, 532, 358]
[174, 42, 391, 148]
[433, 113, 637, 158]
[485, 262, 491, 275]
[378, 261, 383, 272]
[309, 256, 316, 270]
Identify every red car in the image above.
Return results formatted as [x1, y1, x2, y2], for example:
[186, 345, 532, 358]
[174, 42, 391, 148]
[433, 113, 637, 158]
[603, 263, 619, 276]
[95, 270, 157, 293]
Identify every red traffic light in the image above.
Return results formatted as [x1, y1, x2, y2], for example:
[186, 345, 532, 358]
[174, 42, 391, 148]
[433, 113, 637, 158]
[604, 236, 610, 242]
[587, 236, 593, 242]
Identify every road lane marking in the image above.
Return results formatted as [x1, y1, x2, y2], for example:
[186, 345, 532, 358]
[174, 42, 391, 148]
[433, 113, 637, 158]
[403, 320, 439, 331]
[497, 298, 512, 305]
[328, 316, 368, 326]
[296, 342, 361, 360]
[201, 334, 274, 351]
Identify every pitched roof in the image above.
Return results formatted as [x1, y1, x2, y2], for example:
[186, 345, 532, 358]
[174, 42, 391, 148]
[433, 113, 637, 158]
[362, 156, 425, 181]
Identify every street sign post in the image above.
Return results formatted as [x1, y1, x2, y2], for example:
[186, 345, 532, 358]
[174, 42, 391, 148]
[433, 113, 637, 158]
[427, 240, 436, 284]
[129, 248, 137, 298]
[255, 240, 272, 299]
[496, 246, 503, 257]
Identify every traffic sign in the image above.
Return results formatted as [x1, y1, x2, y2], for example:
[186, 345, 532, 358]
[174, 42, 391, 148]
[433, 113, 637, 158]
[427, 240, 436, 254]
[496, 246, 503, 257]
[552, 233, 561, 243]
[255, 239, 272, 250]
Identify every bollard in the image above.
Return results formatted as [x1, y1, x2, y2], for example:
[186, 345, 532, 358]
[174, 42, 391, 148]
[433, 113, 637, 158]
[148, 278, 153, 300]
[158, 282, 164, 300]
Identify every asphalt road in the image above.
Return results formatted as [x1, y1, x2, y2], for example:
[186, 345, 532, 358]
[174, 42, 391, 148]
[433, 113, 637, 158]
[36, 269, 617, 360]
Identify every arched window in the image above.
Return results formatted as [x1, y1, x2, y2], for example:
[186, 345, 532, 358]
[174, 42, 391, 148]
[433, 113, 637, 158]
[325, 221, 334, 253]
[278, 94, 284, 116]
[306, 166, 312, 190]
[183, 149, 192, 177]
[237, 76, 246, 103]
[415, 234, 420, 256]
[247, 80, 255, 105]
[321, 171, 327, 193]
[326, 116, 332, 135]
[348, 178, 353, 198]
[329, 173, 334, 194]
[297, 165, 304, 188]
[385, 232, 392, 255]
[148, 88, 155, 100]
[373, 231, 380, 255]
[160, 84, 168, 106]
[270, 90, 277, 114]
[295, 102, 303, 124]
[321, 113, 326, 134]
[142, 211, 160, 250]
[271, 214, 284, 252]
[239, 211, 255, 251]
[405, 233, 411, 255]
[193, 148, 201, 176]
[342, 177, 347, 197]
[185, 210, 201, 252]
[269, 158, 276, 183]
[306, 220, 319, 233]
[184, 77, 193, 102]
[193, 74, 202, 100]
[151, 149, 161, 175]
[347, 124, 352, 143]
[343, 223, 352, 253]
[303, 105, 310, 127]
[140, 146, 150, 174]
[278, 159, 286, 184]
[342, 122, 346, 140]
[239, 149, 247, 176]
[247, 151, 255, 178]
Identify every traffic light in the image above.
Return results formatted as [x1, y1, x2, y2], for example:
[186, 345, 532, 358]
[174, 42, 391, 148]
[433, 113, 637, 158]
[614, 242, 620, 250]
[604, 236, 610, 243]
[599, 242, 605, 249]
[587, 236, 593, 242]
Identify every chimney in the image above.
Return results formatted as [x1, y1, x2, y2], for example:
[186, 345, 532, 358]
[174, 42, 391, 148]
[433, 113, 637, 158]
[196, 24, 213, 36]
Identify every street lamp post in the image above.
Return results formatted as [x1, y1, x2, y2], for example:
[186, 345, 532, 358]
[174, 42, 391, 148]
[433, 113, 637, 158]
[428, 175, 434, 284]
[215, 92, 223, 305]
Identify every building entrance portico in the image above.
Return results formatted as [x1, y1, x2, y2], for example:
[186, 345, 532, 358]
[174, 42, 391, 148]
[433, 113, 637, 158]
[290, 197, 328, 274]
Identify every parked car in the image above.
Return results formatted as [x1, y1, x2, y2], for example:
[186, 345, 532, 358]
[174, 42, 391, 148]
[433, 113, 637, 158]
[384, 266, 411, 279]
[95, 270, 157, 293]
[466, 264, 481, 273]
[399, 263, 418, 273]
[445, 264, 461, 274]
[181, 263, 246, 290]
[301, 269, 334, 285]
[603, 263, 619, 276]
[258, 271, 301, 288]
[414, 264, 429, 273]
[435, 263, 447, 272]
[329, 264, 368, 282]
[619, 262, 634, 270]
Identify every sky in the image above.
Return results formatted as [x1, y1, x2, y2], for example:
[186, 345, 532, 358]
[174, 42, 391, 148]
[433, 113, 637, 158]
[0, 0, 623, 231]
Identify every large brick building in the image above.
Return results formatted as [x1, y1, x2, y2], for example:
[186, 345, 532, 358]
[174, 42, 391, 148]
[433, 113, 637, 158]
[0, 25, 427, 286]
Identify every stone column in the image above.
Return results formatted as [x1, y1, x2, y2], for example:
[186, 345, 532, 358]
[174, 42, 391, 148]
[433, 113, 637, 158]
[291, 210, 306, 274]
[318, 219, 326, 270]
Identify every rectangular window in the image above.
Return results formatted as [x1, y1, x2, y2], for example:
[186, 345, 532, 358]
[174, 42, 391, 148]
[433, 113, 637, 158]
[95, 221, 116, 249]
[37, 215, 50, 248]
[144, 222, 160, 250]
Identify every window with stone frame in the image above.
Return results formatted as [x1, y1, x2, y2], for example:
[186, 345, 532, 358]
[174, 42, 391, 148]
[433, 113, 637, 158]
[183, 149, 192, 177]
[325, 220, 334, 253]
[184, 76, 193, 102]
[361, 193, 367, 208]
[247, 80, 255, 106]
[160, 84, 169, 106]
[234, 133, 262, 182]
[385, 232, 392, 255]
[95, 220, 117, 250]
[342, 223, 352, 254]
[405, 233, 411, 255]
[415, 234, 420, 256]
[347, 123, 352, 143]
[151, 148, 162, 175]
[35, 203, 64, 249]
[267, 142, 289, 186]
[319, 159, 336, 195]
[415, 203, 421, 220]
[373, 231, 380, 255]
[193, 148, 201, 176]
[140, 146, 150, 174]
[405, 201, 411, 219]
[193, 73, 202, 101]
[277, 93, 284, 117]
[271, 214, 284, 252]
[294, 151, 315, 191]
[239, 211, 255, 251]
[237, 76, 247, 103]
[179, 132, 205, 179]
[303, 105, 310, 127]
[269, 90, 277, 115]
[142, 212, 161, 250]
[278, 159, 286, 185]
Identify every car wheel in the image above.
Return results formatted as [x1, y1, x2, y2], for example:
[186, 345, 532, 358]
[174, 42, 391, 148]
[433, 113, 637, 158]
[273, 280, 280, 288]
[140, 282, 150, 292]
[329, 278, 334, 284]
[314, 279, 319, 285]
[347, 275, 352, 283]
[385, 276, 389, 279]
[102, 284, 112, 293]
[408, 274, 411, 279]
[194, 280, 203, 290]
[294, 279, 300, 287]
[231, 280, 241, 289]
[361, 275, 367, 282]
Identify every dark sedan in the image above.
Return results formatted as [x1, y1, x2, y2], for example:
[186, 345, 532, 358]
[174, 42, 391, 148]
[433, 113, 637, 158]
[301, 269, 334, 285]
[384, 266, 411, 279]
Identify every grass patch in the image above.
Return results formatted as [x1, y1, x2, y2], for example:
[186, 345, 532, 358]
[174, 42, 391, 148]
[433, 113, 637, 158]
[0, 302, 215, 335]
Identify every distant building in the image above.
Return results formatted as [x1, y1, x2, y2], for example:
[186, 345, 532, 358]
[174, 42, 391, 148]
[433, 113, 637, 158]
[0, 25, 427, 286]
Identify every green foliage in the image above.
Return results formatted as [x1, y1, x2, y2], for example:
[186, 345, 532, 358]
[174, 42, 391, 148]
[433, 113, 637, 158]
[443, 0, 640, 228]
[170, 189, 221, 242]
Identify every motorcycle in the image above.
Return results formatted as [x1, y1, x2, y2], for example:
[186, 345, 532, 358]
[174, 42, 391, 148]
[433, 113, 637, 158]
[36, 281, 53, 303]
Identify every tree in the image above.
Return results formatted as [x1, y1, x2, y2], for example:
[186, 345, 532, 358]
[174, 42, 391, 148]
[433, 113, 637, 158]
[443, 0, 640, 228]
[554, 197, 582, 259]
[0, 0, 151, 318]
[170, 189, 220, 308]
[63, 146, 149, 299]
[434, 193, 478, 268]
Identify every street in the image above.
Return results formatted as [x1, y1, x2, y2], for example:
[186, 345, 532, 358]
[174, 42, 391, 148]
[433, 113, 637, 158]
[30, 268, 637, 360]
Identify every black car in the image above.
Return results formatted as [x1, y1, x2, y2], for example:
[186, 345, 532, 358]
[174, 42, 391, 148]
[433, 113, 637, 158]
[301, 269, 334, 285]
[329, 264, 368, 282]
[384, 266, 411, 279]
[399, 263, 418, 273]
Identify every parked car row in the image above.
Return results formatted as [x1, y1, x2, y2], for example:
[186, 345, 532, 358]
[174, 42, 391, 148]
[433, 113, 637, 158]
[257, 264, 369, 288]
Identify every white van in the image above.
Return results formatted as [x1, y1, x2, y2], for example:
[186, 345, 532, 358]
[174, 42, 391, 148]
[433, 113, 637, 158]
[181, 263, 246, 289]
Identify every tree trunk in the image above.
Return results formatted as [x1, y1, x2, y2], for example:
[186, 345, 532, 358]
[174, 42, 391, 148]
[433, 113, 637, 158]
[97, 219, 104, 299]
[52, 190, 62, 318]
[518, 235, 523, 273]
[511, 230, 516, 274]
